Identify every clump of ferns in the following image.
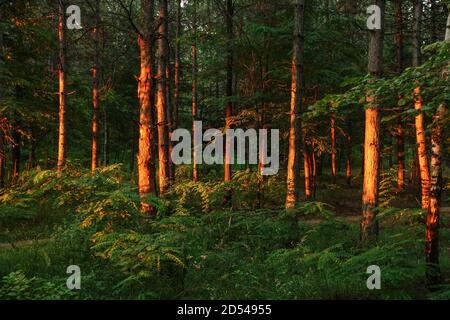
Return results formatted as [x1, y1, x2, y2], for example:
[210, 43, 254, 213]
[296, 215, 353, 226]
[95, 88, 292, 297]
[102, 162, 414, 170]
[170, 180, 225, 215]
[91, 231, 186, 291]
[379, 166, 398, 208]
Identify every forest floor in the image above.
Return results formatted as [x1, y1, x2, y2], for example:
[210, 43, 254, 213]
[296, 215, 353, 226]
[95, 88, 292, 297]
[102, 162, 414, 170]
[0, 170, 449, 300]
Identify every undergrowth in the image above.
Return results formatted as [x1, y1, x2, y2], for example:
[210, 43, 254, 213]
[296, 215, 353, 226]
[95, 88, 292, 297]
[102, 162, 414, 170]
[0, 165, 448, 300]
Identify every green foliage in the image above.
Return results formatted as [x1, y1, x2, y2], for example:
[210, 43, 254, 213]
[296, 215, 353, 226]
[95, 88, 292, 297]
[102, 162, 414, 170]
[0, 271, 75, 300]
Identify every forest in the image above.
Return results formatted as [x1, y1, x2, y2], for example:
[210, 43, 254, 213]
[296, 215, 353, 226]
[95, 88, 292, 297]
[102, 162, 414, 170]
[0, 0, 449, 300]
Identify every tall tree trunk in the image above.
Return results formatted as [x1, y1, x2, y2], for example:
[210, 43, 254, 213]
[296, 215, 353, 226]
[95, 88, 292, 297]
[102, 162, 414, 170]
[91, 0, 100, 172]
[167, 62, 175, 182]
[57, 0, 66, 177]
[303, 141, 312, 200]
[361, 0, 384, 243]
[285, 0, 305, 208]
[166, 1, 174, 184]
[137, 0, 157, 214]
[156, 0, 170, 195]
[27, 138, 36, 170]
[11, 118, 20, 183]
[412, 0, 424, 200]
[0, 8, 4, 188]
[394, 0, 405, 190]
[192, 0, 199, 182]
[223, 0, 234, 205]
[0, 131, 4, 188]
[103, 106, 109, 165]
[394, 0, 403, 74]
[346, 118, 352, 186]
[425, 104, 445, 286]
[412, 0, 422, 67]
[173, 0, 181, 134]
[396, 119, 405, 190]
[426, 14, 450, 285]
[446, 7, 450, 41]
[331, 111, 336, 183]
[430, 0, 438, 43]
[312, 142, 318, 199]
[413, 3, 430, 210]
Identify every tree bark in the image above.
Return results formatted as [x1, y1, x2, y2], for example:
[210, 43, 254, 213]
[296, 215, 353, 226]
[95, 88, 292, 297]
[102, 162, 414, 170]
[57, 0, 66, 177]
[414, 88, 430, 209]
[285, 0, 305, 208]
[412, 0, 422, 67]
[223, 0, 234, 205]
[0, 7, 4, 188]
[425, 104, 445, 286]
[303, 142, 312, 200]
[331, 111, 336, 183]
[396, 119, 405, 190]
[346, 118, 352, 186]
[425, 15, 450, 285]
[394, 0, 405, 190]
[446, 8, 450, 41]
[91, 0, 100, 172]
[11, 117, 21, 183]
[361, 0, 384, 243]
[192, 0, 199, 182]
[412, 0, 430, 208]
[173, 0, 181, 134]
[156, 0, 170, 195]
[137, 0, 157, 214]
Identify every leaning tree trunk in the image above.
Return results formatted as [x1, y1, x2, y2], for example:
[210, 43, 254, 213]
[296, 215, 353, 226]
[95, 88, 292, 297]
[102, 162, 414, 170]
[137, 0, 157, 214]
[361, 0, 384, 243]
[91, 0, 100, 172]
[156, 0, 170, 195]
[285, 0, 305, 208]
[57, 0, 66, 177]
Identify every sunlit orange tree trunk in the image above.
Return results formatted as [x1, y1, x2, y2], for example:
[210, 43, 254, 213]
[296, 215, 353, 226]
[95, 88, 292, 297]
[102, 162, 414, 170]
[223, 0, 234, 205]
[412, 0, 430, 209]
[156, 0, 170, 195]
[91, 0, 100, 172]
[303, 140, 312, 200]
[285, 0, 305, 208]
[361, 0, 384, 243]
[57, 0, 66, 177]
[137, 0, 157, 214]
[330, 111, 336, 183]
[414, 89, 430, 210]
